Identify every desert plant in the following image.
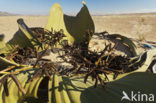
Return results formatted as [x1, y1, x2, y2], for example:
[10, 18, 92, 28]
[0, 2, 156, 103]
[45, 3, 95, 47]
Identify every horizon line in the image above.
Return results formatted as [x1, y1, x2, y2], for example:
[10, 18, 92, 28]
[1, 11, 156, 16]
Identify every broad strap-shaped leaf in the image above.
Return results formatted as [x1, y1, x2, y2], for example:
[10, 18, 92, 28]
[45, 3, 95, 45]
[0, 35, 8, 55]
[0, 35, 5, 49]
[106, 48, 156, 82]
[0, 49, 156, 103]
[0, 68, 43, 103]
[0, 68, 156, 103]
[6, 19, 39, 50]
[0, 19, 40, 55]
[106, 34, 137, 56]
[48, 72, 156, 103]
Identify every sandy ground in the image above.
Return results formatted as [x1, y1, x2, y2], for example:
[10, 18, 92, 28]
[93, 15, 156, 41]
[0, 15, 156, 55]
[0, 16, 48, 42]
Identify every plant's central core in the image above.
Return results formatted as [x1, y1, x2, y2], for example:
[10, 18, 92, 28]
[1, 28, 143, 88]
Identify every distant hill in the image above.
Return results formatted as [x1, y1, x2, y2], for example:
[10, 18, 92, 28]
[0, 11, 18, 16]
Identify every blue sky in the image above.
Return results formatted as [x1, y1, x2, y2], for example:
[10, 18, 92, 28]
[0, 0, 156, 15]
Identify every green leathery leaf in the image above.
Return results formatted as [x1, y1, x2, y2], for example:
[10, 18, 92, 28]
[0, 2, 155, 102]
[0, 67, 44, 103]
[0, 19, 41, 55]
[0, 49, 155, 103]
[105, 48, 156, 82]
[0, 67, 156, 103]
[0, 35, 5, 49]
[107, 34, 137, 56]
[48, 72, 156, 103]
[0, 35, 8, 54]
[45, 3, 95, 45]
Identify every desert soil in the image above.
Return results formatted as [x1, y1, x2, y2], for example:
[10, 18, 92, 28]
[0, 15, 156, 55]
